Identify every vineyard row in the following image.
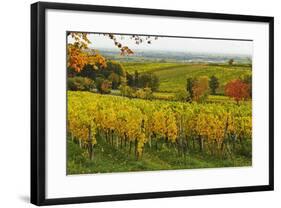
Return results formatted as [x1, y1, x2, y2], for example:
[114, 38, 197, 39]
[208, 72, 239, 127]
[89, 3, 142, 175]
[68, 91, 252, 160]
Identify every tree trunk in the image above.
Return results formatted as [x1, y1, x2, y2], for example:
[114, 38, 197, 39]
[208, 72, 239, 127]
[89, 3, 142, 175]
[221, 117, 229, 154]
[116, 136, 119, 148]
[105, 132, 108, 143]
[129, 141, 132, 154]
[192, 137, 195, 149]
[185, 136, 189, 152]
[111, 130, 114, 146]
[199, 136, 204, 152]
[88, 126, 94, 160]
[176, 139, 181, 156]
[134, 139, 138, 158]
[79, 139, 82, 148]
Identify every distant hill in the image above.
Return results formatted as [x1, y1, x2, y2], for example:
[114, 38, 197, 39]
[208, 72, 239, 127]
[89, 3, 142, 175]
[92, 48, 252, 64]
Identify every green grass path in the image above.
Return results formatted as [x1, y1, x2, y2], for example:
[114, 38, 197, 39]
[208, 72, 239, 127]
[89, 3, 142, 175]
[67, 136, 251, 175]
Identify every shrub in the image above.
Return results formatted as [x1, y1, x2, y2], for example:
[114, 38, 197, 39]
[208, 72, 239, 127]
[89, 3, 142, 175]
[68, 77, 94, 91]
[120, 84, 134, 98]
[134, 88, 153, 100]
[96, 78, 112, 94]
[174, 89, 191, 102]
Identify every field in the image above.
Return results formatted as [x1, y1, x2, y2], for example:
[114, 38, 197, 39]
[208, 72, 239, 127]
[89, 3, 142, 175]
[121, 62, 183, 73]
[122, 62, 252, 93]
[67, 91, 252, 174]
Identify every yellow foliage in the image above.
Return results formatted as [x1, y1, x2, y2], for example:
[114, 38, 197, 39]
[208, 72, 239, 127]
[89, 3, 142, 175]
[68, 91, 252, 156]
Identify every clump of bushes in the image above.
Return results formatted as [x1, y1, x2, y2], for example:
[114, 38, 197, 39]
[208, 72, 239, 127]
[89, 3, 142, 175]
[68, 77, 95, 91]
[119, 84, 134, 98]
[119, 85, 153, 100]
[134, 88, 153, 100]
[173, 89, 191, 102]
[95, 77, 112, 94]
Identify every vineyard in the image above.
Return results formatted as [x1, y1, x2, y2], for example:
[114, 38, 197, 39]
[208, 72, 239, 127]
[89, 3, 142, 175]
[122, 62, 252, 93]
[67, 91, 252, 174]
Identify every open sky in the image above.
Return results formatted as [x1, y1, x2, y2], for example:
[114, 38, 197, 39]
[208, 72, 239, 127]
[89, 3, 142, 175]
[68, 33, 253, 56]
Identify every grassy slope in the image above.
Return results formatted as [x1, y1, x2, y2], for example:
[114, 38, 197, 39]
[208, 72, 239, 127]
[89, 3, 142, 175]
[122, 62, 251, 93]
[67, 136, 251, 175]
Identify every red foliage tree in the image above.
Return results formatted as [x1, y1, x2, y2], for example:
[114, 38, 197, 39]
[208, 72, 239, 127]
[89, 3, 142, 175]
[225, 79, 250, 104]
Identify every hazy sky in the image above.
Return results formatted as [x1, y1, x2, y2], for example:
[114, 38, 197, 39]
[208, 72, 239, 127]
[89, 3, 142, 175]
[69, 33, 253, 56]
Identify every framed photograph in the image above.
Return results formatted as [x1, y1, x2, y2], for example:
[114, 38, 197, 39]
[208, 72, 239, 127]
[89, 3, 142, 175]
[31, 2, 274, 206]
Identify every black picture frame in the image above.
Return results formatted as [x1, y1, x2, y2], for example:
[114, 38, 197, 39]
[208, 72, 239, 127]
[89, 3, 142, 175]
[31, 1, 274, 206]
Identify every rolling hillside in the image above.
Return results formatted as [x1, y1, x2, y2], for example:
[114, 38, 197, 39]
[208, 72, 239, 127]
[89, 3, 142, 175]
[122, 62, 252, 93]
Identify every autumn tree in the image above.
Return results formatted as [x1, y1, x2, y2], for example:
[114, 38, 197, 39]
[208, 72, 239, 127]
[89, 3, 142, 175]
[192, 76, 209, 102]
[225, 79, 250, 104]
[67, 32, 106, 72]
[209, 75, 219, 95]
[67, 32, 157, 72]
[71, 64, 94, 79]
